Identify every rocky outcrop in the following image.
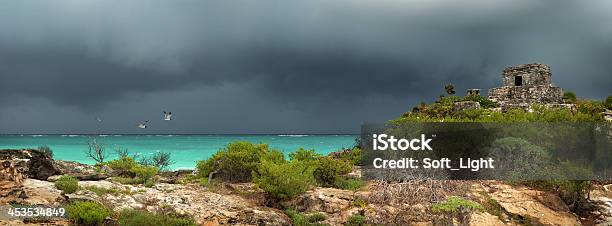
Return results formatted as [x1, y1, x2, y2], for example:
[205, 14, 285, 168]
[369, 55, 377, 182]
[453, 101, 481, 111]
[65, 180, 291, 225]
[472, 181, 581, 226]
[0, 158, 28, 203]
[20, 179, 65, 206]
[52, 160, 111, 181]
[0, 149, 59, 180]
[281, 187, 355, 213]
[157, 169, 195, 184]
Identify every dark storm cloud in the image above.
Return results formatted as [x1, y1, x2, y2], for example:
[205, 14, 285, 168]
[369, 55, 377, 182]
[0, 0, 610, 133]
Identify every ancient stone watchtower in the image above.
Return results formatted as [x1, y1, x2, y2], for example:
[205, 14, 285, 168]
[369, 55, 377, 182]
[488, 63, 563, 109]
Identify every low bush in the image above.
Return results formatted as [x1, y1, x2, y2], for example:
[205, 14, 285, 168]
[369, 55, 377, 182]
[289, 148, 321, 162]
[66, 201, 111, 226]
[55, 175, 79, 194]
[351, 197, 367, 208]
[83, 185, 131, 196]
[306, 213, 327, 223]
[334, 148, 362, 166]
[344, 213, 366, 226]
[112, 177, 142, 185]
[313, 157, 352, 187]
[38, 145, 53, 158]
[131, 165, 159, 186]
[576, 100, 606, 116]
[150, 152, 174, 171]
[284, 209, 327, 226]
[118, 209, 196, 226]
[253, 160, 315, 200]
[106, 156, 138, 177]
[606, 96, 612, 109]
[463, 94, 500, 108]
[334, 177, 365, 191]
[196, 141, 274, 182]
[432, 196, 483, 225]
[562, 91, 577, 104]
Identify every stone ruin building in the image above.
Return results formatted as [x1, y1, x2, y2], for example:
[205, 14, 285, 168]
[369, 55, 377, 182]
[487, 63, 566, 111]
[453, 63, 573, 112]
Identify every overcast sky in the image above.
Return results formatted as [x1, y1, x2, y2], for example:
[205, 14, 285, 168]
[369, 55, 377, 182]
[0, 0, 610, 134]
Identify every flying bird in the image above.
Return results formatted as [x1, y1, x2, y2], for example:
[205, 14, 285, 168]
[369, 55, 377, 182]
[137, 121, 149, 129]
[163, 111, 172, 121]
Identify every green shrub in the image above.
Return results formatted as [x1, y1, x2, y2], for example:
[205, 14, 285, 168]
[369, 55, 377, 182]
[139, 152, 175, 171]
[463, 94, 500, 108]
[112, 177, 142, 185]
[344, 213, 366, 226]
[106, 156, 138, 176]
[38, 145, 53, 158]
[576, 100, 606, 116]
[606, 96, 612, 109]
[290, 148, 321, 162]
[284, 209, 327, 226]
[285, 209, 309, 226]
[334, 177, 365, 191]
[487, 138, 552, 180]
[432, 196, 483, 213]
[306, 213, 327, 223]
[432, 196, 483, 225]
[143, 179, 155, 188]
[196, 141, 275, 182]
[253, 160, 315, 200]
[334, 148, 362, 166]
[55, 175, 79, 194]
[262, 149, 286, 163]
[131, 165, 159, 185]
[481, 195, 503, 219]
[313, 157, 352, 187]
[118, 209, 196, 226]
[83, 185, 131, 196]
[352, 197, 367, 208]
[562, 91, 577, 104]
[66, 201, 111, 225]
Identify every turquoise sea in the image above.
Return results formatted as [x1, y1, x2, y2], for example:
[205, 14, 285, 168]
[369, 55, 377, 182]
[0, 135, 357, 170]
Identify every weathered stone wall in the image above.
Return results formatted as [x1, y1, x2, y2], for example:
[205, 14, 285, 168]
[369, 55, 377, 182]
[489, 63, 563, 110]
[489, 86, 563, 106]
[453, 101, 481, 111]
[502, 63, 552, 87]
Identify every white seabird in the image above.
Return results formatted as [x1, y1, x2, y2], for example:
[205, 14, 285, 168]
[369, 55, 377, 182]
[138, 121, 149, 129]
[163, 111, 172, 121]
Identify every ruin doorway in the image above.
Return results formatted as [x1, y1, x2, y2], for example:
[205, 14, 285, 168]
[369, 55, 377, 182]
[514, 76, 522, 86]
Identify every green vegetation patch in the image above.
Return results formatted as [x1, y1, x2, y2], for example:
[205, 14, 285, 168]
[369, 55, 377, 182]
[313, 157, 353, 187]
[55, 175, 79, 194]
[432, 196, 483, 214]
[334, 177, 365, 192]
[66, 201, 111, 226]
[118, 209, 196, 226]
[83, 185, 132, 196]
[253, 160, 315, 200]
[344, 213, 367, 226]
[196, 141, 279, 183]
[284, 209, 328, 226]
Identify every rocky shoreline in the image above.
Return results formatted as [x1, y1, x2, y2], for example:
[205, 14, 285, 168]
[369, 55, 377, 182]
[1, 149, 611, 225]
